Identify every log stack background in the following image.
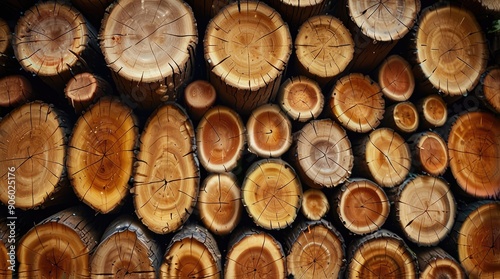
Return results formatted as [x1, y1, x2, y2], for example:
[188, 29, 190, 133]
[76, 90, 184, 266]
[0, 0, 499, 278]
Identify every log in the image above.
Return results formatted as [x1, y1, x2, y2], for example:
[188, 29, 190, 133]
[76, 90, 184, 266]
[286, 219, 345, 279]
[90, 214, 161, 278]
[334, 178, 390, 235]
[246, 103, 292, 158]
[353, 128, 411, 187]
[0, 18, 15, 75]
[100, 0, 197, 110]
[347, 229, 418, 279]
[407, 131, 449, 176]
[329, 73, 385, 133]
[0, 218, 13, 279]
[132, 103, 199, 234]
[377, 55, 415, 102]
[277, 75, 324, 122]
[293, 119, 353, 188]
[447, 111, 500, 198]
[70, 0, 114, 28]
[0, 75, 33, 109]
[196, 106, 246, 173]
[342, 0, 420, 72]
[160, 223, 222, 278]
[224, 229, 286, 278]
[294, 15, 354, 87]
[382, 101, 419, 134]
[413, 3, 488, 96]
[417, 247, 466, 279]
[393, 175, 456, 246]
[197, 172, 242, 236]
[0, 101, 69, 210]
[204, 1, 292, 114]
[17, 206, 101, 278]
[416, 94, 448, 129]
[64, 72, 112, 114]
[301, 188, 329, 221]
[185, 0, 233, 23]
[476, 66, 500, 113]
[67, 97, 138, 214]
[267, 0, 328, 32]
[450, 201, 500, 278]
[183, 80, 217, 122]
[242, 158, 302, 230]
[13, 1, 101, 91]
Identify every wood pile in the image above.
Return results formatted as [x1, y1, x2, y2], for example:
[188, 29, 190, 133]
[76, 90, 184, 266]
[0, 0, 499, 278]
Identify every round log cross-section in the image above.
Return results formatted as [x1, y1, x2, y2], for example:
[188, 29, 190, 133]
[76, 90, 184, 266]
[204, 1, 292, 114]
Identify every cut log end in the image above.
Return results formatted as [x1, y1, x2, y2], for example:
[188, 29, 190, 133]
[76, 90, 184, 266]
[287, 220, 345, 279]
[198, 173, 242, 236]
[242, 159, 302, 230]
[0, 75, 33, 108]
[277, 76, 324, 122]
[295, 15, 354, 83]
[133, 103, 199, 234]
[415, 4, 488, 96]
[378, 55, 415, 102]
[448, 111, 500, 198]
[478, 66, 500, 113]
[67, 97, 138, 214]
[65, 72, 111, 114]
[409, 131, 449, 176]
[348, 0, 420, 41]
[0, 102, 67, 210]
[183, 80, 217, 121]
[384, 101, 419, 134]
[348, 230, 418, 279]
[330, 73, 385, 133]
[396, 175, 456, 246]
[301, 188, 329, 220]
[418, 94, 448, 128]
[197, 106, 246, 173]
[337, 179, 390, 235]
[360, 128, 411, 187]
[246, 103, 292, 158]
[418, 247, 466, 279]
[294, 119, 353, 188]
[225, 230, 286, 279]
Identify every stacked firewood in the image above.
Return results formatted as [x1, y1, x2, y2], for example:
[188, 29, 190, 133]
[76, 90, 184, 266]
[0, 0, 499, 278]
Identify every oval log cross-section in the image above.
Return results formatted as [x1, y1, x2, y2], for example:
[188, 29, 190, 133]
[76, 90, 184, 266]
[204, 1, 292, 114]
[277, 75, 324, 122]
[0, 102, 68, 210]
[417, 247, 466, 279]
[196, 106, 246, 173]
[242, 159, 302, 230]
[286, 219, 346, 279]
[408, 131, 449, 176]
[67, 97, 138, 214]
[100, 0, 197, 109]
[90, 215, 161, 278]
[293, 119, 353, 188]
[133, 103, 199, 234]
[225, 229, 286, 279]
[447, 111, 500, 198]
[378, 55, 415, 102]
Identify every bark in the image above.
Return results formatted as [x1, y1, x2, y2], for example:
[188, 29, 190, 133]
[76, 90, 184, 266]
[329, 73, 385, 133]
[67, 96, 138, 214]
[183, 80, 217, 122]
[447, 111, 500, 198]
[286, 219, 345, 279]
[293, 119, 353, 188]
[417, 247, 466, 279]
[196, 105, 246, 172]
[204, 1, 291, 114]
[132, 103, 199, 234]
[197, 172, 242, 236]
[17, 206, 102, 279]
[100, 0, 197, 110]
[277, 75, 324, 122]
[160, 223, 221, 278]
[90, 214, 161, 278]
[0, 101, 69, 210]
[413, 3, 488, 96]
[476, 66, 500, 113]
[64, 72, 112, 114]
[268, 0, 328, 32]
[246, 103, 292, 158]
[242, 158, 302, 230]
